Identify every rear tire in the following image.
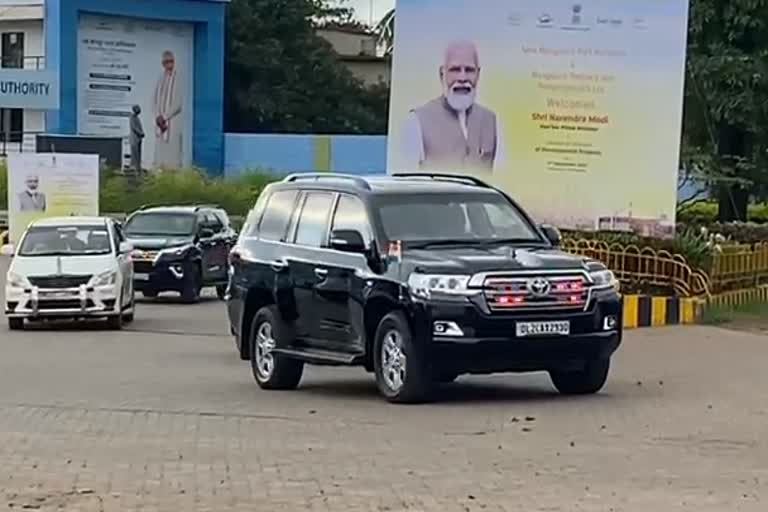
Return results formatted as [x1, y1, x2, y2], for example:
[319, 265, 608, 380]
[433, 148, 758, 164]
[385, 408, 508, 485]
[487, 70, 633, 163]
[550, 359, 610, 395]
[250, 306, 304, 390]
[373, 311, 434, 403]
[8, 318, 24, 330]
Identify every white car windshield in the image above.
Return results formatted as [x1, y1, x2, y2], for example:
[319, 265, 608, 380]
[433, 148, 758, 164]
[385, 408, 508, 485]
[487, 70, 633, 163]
[18, 225, 112, 256]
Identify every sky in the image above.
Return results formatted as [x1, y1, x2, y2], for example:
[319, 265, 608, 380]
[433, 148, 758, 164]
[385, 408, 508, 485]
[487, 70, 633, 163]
[344, 0, 395, 25]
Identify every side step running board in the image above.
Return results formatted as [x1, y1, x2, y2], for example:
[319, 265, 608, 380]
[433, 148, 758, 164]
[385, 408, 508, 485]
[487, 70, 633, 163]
[272, 347, 363, 366]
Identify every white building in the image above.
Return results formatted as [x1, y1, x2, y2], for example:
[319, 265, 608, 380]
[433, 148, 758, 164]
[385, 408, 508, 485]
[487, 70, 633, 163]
[0, 0, 44, 154]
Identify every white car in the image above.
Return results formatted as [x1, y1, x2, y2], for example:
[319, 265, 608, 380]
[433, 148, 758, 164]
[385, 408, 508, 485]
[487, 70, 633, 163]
[3, 216, 135, 330]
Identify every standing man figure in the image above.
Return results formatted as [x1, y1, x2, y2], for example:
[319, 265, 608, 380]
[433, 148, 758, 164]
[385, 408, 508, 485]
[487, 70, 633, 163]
[399, 40, 505, 173]
[129, 104, 145, 174]
[153, 50, 184, 169]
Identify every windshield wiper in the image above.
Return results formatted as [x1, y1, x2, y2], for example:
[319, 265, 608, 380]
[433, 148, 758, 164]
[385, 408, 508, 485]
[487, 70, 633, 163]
[21, 251, 72, 257]
[477, 238, 547, 247]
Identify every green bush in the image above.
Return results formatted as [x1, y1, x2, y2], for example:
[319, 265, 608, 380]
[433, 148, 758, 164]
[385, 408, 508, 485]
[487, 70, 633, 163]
[677, 201, 768, 224]
[101, 168, 277, 216]
[0, 160, 7, 210]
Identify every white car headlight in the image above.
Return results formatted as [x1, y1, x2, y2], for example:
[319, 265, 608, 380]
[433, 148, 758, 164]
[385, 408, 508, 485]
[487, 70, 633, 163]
[407, 273, 473, 299]
[6, 272, 30, 289]
[590, 269, 620, 291]
[93, 270, 118, 287]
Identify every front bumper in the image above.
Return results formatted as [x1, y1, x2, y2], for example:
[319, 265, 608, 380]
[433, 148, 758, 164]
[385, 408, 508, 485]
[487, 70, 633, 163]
[409, 291, 623, 374]
[5, 284, 120, 319]
[133, 258, 194, 292]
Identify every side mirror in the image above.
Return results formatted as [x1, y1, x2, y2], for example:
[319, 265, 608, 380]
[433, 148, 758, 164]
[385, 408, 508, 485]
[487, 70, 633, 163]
[330, 229, 367, 254]
[541, 224, 562, 246]
[199, 228, 215, 239]
[118, 241, 133, 254]
[0, 244, 15, 257]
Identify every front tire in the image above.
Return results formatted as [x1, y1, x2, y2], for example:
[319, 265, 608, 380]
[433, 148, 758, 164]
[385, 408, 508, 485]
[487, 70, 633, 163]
[106, 313, 123, 330]
[249, 306, 304, 390]
[550, 359, 610, 395]
[373, 311, 433, 403]
[181, 267, 202, 303]
[8, 318, 24, 330]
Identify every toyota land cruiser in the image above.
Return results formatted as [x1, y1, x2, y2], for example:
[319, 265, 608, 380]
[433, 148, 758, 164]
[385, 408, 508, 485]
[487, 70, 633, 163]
[226, 173, 622, 403]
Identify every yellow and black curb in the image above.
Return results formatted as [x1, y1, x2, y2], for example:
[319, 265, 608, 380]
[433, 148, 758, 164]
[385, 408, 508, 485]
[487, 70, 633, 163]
[623, 295, 703, 329]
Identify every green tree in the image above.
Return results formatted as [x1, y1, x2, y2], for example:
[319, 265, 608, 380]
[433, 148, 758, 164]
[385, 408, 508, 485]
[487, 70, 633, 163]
[225, 0, 389, 134]
[684, 0, 768, 221]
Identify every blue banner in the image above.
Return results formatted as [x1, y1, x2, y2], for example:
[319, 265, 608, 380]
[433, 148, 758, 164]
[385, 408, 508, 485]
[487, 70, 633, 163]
[0, 69, 60, 110]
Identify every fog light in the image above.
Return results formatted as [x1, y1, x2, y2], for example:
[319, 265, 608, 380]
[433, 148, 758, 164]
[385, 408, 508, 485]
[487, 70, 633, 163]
[433, 321, 464, 337]
[603, 315, 618, 331]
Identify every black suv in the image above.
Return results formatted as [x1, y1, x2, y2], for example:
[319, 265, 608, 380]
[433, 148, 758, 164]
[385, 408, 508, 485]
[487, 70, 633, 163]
[226, 174, 622, 403]
[124, 205, 237, 302]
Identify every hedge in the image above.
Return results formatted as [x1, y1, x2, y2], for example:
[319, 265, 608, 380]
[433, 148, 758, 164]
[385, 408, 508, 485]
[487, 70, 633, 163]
[678, 201, 768, 224]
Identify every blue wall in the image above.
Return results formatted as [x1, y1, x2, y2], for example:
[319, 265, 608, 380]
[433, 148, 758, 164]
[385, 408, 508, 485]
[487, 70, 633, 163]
[44, 0, 227, 174]
[224, 134, 388, 178]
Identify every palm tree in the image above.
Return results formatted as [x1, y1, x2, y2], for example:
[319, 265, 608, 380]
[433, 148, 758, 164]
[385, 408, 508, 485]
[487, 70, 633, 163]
[374, 8, 395, 56]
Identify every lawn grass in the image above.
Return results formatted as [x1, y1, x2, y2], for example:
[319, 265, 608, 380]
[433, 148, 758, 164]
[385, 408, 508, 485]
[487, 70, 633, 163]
[703, 301, 768, 332]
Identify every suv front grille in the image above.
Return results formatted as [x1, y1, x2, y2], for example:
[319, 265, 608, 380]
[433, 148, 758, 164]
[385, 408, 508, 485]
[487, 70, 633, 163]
[28, 275, 92, 289]
[483, 273, 589, 312]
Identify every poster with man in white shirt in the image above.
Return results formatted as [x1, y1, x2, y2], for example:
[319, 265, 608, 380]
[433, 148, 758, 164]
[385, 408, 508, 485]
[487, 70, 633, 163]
[153, 50, 185, 169]
[398, 40, 506, 173]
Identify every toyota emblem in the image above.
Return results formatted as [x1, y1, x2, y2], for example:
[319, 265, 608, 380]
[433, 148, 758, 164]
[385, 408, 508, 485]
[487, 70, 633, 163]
[526, 278, 551, 297]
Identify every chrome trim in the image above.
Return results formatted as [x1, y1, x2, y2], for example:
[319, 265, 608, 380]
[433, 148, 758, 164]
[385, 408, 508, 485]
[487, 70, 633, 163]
[475, 269, 593, 313]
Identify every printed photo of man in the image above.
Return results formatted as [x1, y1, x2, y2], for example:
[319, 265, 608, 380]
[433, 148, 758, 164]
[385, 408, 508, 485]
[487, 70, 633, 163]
[399, 40, 506, 172]
[153, 50, 184, 170]
[17, 174, 46, 212]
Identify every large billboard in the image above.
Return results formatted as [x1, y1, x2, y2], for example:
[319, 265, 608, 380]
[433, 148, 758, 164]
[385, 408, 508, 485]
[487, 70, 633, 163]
[387, 0, 689, 235]
[77, 14, 195, 170]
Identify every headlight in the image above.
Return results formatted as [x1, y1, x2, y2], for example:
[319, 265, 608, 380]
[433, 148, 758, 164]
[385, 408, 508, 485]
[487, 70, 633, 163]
[407, 273, 473, 299]
[93, 270, 118, 286]
[158, 244, 194, 259]
[590, 269, 620, 291]
[6, 272, 30, 289]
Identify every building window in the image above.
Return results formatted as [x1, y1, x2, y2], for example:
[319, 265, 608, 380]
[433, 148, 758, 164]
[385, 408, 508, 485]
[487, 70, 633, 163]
[0, 109, 24, 144]
[1, 32, 25, 68]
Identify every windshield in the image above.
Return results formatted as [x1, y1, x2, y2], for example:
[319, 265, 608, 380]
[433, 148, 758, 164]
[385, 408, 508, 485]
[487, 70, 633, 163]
[376, 193, 542, 245]
[19, 225, 112, 256]
[124, 213, 196, 236]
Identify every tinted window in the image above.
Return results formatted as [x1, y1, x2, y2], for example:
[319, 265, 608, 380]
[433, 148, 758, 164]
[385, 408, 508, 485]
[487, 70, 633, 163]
[332, 195, 372, 247]
[124, 213, 196, 236]
[259, 190, 298, 241]
[376, 193, 540, 243]
[294, 193, 335, 247]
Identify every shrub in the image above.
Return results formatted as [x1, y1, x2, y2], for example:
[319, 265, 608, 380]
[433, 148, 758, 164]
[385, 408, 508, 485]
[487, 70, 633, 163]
[677, 201, 768, 224]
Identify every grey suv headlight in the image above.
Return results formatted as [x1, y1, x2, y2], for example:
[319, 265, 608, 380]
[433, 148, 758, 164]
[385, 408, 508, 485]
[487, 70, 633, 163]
[92, 270, 118, 286]
[158, 244, 194, 259]
[6, 272, 30, 289]
[407, 273, 473, 299]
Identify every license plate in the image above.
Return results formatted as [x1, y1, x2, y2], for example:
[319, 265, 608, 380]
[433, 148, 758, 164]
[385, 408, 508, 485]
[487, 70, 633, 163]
[516, 321, 570, 337]
[41, 291, 72, 298]
[134, 273, 149, 281]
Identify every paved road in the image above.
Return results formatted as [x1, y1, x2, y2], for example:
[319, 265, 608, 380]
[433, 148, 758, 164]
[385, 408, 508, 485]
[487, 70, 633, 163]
[1, 257, 767, 511]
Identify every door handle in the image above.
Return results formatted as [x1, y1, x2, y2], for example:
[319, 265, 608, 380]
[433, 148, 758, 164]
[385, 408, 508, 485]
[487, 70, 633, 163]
[314, 268, 328, 279]
[271, 260, 287, 272]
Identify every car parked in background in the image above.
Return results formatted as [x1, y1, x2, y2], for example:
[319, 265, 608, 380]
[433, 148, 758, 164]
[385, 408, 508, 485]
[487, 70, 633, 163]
[226, 173, 623, 403]
[123, 205, 237, 302]
[4, 216, 135, 330]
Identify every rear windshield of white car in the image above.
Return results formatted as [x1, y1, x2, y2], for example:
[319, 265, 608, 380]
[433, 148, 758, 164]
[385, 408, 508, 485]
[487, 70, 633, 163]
[19, 225, 112, 257]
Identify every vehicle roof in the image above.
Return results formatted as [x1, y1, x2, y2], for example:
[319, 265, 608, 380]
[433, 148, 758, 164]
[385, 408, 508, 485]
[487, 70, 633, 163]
[270, 174, 501, 197]
[30, 216, 109, 227]
[135, 206, 202, 214]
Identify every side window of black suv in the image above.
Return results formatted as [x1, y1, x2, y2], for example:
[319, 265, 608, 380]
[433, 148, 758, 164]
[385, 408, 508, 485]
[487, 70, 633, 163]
[258, 190, 299, 242]
[331, 194, 373, 248]
[293, 192, 335, 247]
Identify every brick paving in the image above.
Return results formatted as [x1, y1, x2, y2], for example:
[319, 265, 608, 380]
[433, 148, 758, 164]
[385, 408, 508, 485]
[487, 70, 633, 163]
[1, 264, 767, 510]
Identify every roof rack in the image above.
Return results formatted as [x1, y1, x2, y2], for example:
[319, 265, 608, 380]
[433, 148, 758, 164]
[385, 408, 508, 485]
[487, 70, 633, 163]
[283, 173, 372, 190]
[137, 203, 221, 211]
[391, 173, 491, 188]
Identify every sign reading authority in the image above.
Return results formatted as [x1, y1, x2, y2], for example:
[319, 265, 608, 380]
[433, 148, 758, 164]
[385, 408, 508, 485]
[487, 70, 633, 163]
[0, 69, 59, 110]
